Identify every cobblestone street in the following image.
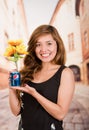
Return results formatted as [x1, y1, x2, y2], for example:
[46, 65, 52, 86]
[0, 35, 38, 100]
[63, 82, 89, 130]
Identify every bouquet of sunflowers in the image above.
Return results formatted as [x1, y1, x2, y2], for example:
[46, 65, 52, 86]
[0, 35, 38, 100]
[4, 39, 28, 70]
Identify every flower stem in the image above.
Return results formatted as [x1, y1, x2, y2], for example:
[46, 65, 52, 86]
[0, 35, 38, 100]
[15, 61, 18, 71]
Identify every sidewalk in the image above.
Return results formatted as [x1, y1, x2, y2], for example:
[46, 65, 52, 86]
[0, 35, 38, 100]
[63, 82, 89, 130]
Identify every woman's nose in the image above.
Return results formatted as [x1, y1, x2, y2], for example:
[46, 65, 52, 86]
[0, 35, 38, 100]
[40, 45, 47, 51]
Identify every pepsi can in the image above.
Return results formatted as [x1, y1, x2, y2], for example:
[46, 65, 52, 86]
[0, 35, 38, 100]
[10, 71, 21, 86]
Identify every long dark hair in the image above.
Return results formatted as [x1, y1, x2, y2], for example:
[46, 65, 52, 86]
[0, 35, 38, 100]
[20, 24, 66, 84]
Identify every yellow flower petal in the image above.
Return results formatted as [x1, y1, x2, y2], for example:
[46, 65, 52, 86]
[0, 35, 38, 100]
[8, 39, 23, 46]
[16, 44, 28, 55]
[4, 45, 16, 56]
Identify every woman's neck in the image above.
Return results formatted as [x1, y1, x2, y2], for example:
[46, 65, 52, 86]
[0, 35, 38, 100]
[42, 63, 60, 71]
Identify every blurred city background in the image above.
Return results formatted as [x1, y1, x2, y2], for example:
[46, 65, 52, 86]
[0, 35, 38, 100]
[0, 0, 89, 130]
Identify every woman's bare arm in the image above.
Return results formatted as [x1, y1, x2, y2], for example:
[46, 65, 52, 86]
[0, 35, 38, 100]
[9, 89, 21, 116]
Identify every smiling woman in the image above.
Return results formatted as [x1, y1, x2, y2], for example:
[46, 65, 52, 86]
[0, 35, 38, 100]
[9, 25, 75, 130]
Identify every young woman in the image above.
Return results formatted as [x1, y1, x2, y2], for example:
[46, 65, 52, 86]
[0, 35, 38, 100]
[9, 25, 75, 130]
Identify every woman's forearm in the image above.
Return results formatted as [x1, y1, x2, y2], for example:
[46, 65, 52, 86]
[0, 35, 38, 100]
[9, 89, 21, 116]
[31, 90, 65, 120]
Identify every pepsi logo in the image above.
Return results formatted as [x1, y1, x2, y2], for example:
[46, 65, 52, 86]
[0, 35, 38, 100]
[13, 74, 19, 79]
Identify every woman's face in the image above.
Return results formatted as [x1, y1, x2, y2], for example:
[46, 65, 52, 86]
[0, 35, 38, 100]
[35, 34, 57, 63]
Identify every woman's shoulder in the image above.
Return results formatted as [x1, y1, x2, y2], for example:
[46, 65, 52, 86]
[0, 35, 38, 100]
[62, 66, 73, 75]
[61, 66, 74, 82]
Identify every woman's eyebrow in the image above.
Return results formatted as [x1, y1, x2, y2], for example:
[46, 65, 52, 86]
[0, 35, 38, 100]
[46, 40, 56, 43]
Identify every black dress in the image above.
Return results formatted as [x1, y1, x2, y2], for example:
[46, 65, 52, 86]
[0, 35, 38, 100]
[21, 65, 66, 130]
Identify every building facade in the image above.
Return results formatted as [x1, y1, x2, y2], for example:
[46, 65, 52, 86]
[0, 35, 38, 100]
[0, 0, 29, 56]
[79, 0, 89, 84]
[50, 0, 89, 85]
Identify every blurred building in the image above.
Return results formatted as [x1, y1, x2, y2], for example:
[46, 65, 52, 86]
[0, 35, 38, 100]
[0, 0, 29, 56]
[79, 0, 89, 84]
[50, 0, 89, 85]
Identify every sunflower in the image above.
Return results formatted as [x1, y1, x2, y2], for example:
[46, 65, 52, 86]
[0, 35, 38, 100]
[4, 39, 28, 70]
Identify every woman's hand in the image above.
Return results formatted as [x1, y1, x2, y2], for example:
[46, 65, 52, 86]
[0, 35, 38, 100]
[10, 84, 36, 96]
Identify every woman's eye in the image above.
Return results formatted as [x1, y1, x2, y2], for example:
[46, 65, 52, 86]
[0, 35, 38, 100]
[36, 43, 40, 47]
[48, 42, 52, 45]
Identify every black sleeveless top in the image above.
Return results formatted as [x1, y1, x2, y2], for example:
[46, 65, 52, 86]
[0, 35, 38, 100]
[21, 65, 66, 130]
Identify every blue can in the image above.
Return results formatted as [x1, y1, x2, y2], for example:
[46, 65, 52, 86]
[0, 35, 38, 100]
[10, 71, 21, 86]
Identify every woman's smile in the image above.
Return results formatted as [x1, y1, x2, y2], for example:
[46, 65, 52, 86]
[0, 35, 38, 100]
[40, 52, 50, 58]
